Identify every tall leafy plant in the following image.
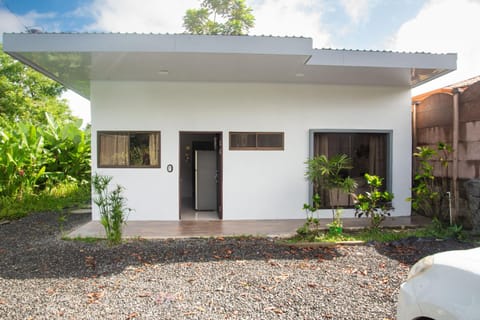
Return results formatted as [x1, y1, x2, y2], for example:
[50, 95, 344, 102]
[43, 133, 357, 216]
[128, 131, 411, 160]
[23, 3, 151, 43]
[0, 119, 48, 197]
[41, 113, 91, 185]
[410, 143, 452, 221]
[92, 174, 131, 245]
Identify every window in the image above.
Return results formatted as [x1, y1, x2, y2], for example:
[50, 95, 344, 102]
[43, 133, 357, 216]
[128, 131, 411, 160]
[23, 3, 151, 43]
[313, 131, 389, 208]
[98, 131, 160, 168]
[229, 132, 284, 150]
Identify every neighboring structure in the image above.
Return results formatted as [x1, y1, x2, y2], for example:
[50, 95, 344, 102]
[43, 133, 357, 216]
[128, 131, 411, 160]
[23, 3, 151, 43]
[3, 33, 456, 221]
[412, 76, 480, 224]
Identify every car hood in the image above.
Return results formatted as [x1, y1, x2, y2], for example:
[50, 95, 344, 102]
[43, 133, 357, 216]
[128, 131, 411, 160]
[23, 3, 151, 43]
[433, 247, 480, 274]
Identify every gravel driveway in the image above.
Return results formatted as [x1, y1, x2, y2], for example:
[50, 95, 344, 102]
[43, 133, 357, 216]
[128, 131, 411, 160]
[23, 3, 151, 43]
[0, 212, 476, 320]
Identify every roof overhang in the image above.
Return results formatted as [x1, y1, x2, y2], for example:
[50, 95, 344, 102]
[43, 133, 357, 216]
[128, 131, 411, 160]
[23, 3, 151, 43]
[2, 33, 457, 99]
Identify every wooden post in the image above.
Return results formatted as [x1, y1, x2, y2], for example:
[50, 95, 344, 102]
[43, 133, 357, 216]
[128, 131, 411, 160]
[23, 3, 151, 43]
[452, 89, 460, 222]
[412, 101, 419, 172]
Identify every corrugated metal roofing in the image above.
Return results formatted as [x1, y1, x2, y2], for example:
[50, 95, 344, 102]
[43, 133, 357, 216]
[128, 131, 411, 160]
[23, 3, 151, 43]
[3, 32, 457, 98]
[446, 75, 480, 89]
[412, 74, 480, 102]
[3, 32, 452, 56]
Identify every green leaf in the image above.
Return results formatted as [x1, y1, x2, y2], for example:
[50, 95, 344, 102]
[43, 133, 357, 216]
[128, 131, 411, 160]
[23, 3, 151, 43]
[34, 166, 46, 183]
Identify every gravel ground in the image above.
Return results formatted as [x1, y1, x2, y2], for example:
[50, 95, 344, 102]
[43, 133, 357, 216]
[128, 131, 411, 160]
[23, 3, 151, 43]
[0, 212, 477, 320]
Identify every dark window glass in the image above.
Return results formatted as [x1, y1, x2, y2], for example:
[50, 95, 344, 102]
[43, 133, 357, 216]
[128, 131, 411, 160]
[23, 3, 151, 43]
[313, 132, 388, 208]
[230, 133, 257, 148]
[229, 132, 284, 150]
[98, 131, 160, 168]
[257, 133, 284, 148]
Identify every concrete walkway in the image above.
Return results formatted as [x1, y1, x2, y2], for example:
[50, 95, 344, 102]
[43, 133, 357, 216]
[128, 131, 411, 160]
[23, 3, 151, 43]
[67, 214, 431, 239]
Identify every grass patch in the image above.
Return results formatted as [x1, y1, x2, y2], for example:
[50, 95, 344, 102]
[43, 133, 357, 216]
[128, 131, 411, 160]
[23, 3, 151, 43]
[62, 235, 103, 244]
[0, 182, 91, 220]
[353, 228, 427, 242]
[286, 232, 357, 244]
[289, 219, 468, 244]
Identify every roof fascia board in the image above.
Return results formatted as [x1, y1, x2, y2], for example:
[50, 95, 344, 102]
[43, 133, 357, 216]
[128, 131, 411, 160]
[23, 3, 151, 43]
[3, 33, 313, 56]
[308, 49, 457, 70]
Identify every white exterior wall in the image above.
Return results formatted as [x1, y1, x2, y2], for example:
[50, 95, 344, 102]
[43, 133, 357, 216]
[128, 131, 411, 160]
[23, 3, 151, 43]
[91, 81, 411, 221]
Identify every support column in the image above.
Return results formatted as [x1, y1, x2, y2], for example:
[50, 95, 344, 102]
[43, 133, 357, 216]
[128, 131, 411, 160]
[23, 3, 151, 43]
[452, 89, 460, 223]
[412, 102, 419, 172]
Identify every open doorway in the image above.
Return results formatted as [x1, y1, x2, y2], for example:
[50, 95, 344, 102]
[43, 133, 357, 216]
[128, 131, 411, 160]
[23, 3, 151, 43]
[179, 132, 223, 220]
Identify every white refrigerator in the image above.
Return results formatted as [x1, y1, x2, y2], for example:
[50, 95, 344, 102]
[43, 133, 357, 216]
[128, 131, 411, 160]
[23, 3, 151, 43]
[194, 150, 217, 211]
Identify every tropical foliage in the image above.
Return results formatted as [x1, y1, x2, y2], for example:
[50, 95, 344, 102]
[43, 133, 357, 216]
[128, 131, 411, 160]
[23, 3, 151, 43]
[0, 46, 91, 219]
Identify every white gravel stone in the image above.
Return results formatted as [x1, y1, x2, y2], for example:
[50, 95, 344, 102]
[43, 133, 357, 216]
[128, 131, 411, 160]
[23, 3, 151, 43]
[0, 211, 475, 319]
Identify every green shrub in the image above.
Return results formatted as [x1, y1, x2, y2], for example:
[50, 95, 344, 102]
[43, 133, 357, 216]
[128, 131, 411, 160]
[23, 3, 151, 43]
[92, 174, 131, 245]
[354, 174, 394, 229]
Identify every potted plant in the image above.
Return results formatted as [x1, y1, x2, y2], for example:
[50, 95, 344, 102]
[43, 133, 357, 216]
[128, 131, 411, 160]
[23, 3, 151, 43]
[354, 173, 394, 229]
[305, 154, 357, 231]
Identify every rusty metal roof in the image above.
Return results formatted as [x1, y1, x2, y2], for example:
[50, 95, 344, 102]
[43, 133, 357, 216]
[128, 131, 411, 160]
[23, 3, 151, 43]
[412, 74, 480, 103]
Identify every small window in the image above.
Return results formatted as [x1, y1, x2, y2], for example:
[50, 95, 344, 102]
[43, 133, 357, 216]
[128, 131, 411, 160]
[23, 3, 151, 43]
[229, 132, 284, 150]
[98, 131, 160, 168]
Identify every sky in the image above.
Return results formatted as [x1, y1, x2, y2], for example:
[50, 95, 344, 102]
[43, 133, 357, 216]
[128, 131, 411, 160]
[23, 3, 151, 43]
[1, 0, 480, 125]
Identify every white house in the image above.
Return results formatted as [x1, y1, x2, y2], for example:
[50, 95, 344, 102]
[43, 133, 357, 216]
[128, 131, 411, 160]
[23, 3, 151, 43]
[3, 33, 456, 221]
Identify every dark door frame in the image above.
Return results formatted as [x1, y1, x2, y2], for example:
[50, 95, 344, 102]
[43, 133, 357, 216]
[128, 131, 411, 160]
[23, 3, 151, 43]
[179, 131, 223, 220]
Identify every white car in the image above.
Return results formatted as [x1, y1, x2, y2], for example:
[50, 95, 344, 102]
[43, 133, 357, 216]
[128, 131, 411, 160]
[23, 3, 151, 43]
[397, 247, 480, 320]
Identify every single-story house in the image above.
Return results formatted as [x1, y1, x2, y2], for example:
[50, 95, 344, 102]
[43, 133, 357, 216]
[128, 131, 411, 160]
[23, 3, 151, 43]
[3, 33, 456, 221]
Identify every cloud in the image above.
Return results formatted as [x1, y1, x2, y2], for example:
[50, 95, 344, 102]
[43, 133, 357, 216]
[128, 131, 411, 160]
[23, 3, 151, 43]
[83, 0, 197, 33]
[0, 9, 31, 34]
[339, 0, 371, 24]
[80, 0, 331, 47]
[390, 0, 480, 92]
[251, 0, 331, 47]
[0, 8, 59, 35]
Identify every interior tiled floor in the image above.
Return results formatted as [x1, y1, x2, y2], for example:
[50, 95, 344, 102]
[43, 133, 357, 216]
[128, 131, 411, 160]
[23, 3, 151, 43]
[181, 211, 219, 221]
[180, 197, 220, 221]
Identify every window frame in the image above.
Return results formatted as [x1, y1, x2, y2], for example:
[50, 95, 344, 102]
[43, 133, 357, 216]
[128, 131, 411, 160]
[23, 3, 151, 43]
[308, 129, 393, 205]
[97, 131, 161, 168]
[229, 131, 285, 151]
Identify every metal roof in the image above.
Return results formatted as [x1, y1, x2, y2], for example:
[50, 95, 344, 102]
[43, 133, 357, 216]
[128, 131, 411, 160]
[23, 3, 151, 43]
[412, 74, 480, 103]
[3, 33, 457, 99]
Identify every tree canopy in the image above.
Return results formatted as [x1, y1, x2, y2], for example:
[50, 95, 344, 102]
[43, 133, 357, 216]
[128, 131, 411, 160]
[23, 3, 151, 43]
[0, 45, 77, 125]
[183, 0, 255, 35]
